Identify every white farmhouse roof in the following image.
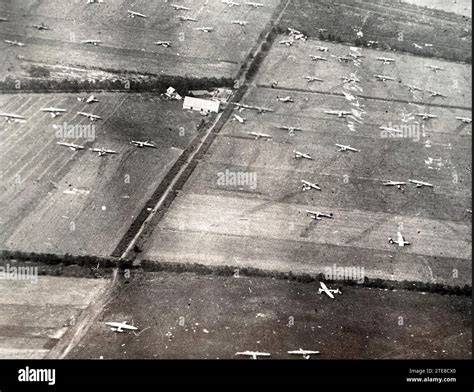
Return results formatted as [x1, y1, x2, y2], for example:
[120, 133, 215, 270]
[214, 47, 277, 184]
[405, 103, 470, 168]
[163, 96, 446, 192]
[183, 96, 220, 113]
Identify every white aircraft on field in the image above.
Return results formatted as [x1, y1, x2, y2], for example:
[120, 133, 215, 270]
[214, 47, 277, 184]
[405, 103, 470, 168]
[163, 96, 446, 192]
[374, 74, 395, 82]
[456, 117, 472, 123]
[81, 39, 102, 46]
[427, 90, 447, 98]
[155, 41, 171, 48]
[409, 179, 433, 188]
[288, 349, 320, 359]
[383, 180, 406, 190]
[307, 210, 333, 220]
[195, 27, 214, 32]
[279, 39, 295, 46]
[0, 17, 9, 22]
[128, 10, 147, 18]
[4, 40, 25, 47]
[288, 28, 307, 41]
[277, 125, 304, 134]
[324, 110, 352, 118]
[236, 351, 270, 359]
[379, 126, 403, 136]
[222, 0, 240, 6]
[341, 76, 360, 83]
[179, 16, 197, 22]
[131, 140, 157, 148]
[247, 132, 272, 140]
[233, 114, 246, 123]
[90, 147, 118, 156]
[293, 150, 313, 160]
[57, 142, 85, 151]
[41, 107, 66, 117]
[78, 111, 102, 121]
[315, 45, 329, 52]
[301, 180, 321, 191]
[277, 96, 293, 103]
[105, 321, 138, 333]
[85, 95, 99, 103]
[318, 282, 341, 299]
[232, 20, 248, 26]
[376, 57, 395, 64]
[335, 56, 352, 63]
[413, 43, 423, 49]
[32, 22, 51, 31]
[171, 4, 191, 11]
[310, 55, 327, 61]
[425, 64, 444, 72]
[245, 2, 264, 8]
[389, 231, 410, 247]
[404, 84, 423, 92]
[0, 112, 26, 122]
[303, 76, 323, 82]
[335, 144, 359, 152]
[415, 113, 437, 120]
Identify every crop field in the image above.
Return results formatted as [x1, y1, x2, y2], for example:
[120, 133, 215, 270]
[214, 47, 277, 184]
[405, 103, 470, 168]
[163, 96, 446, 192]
[0, 0, 282, 79]
[279, 0, 472, 63]
[0, 92, 208, 256]
[138, 42, 471, 288]
[255, 36, 472, 108]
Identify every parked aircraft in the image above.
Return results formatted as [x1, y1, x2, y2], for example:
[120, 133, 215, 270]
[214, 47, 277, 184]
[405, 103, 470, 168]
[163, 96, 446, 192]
[456, 117, 472, 124]
[288, 348, 320, 359]
[155, 41, 171, 47]
[235, 351, 270, 359]
[81, 39, 101, 46]
[245, 2, 264, 8]
[105, 321, 138, 333]
[247, 132, 272, 140]
[78, 111, 102, 121]
[293, 150, 313, 160]
[310, 55, 327, 61]
[279, 39, 295, 46]
[57, 142, 85, 151]
[404, 84, 423, 92]
[232, 20, 248, 26]
[303, 76, 323, 82]
[41, 107, 66, 118]
[379, 126, 403, 136]
[376, 57, 395, 64]
[222, 0, 240, 6]
[0, 112, 26, 122]
[32, 23, 51, 31]
[89, 147, 118, 156]
[427, 90, 447, 98]
[324, 110, 352, 118]
[276, 96, 293, 103]
[4, 40, 25, 47]
[131, 140, 157, 148]
[195, 27, 214, 32]
[416, 113, 437, 120]
[301, 180, 321, 191]
[306, 210, 333, 220]
[425, 64, 444, 72]
[383, 180, 406, 190]
[409, 179, 433, 188]
[318, 282, 341, 299]
[389, 231, 410, 247]
[179, 16, 197, 22]
[374, 74, 395, 82]
[171, 4, 191, 10]
[315, 45, 329, 52]
[233, 114, 246, 123]
[335, 144, 359, 152]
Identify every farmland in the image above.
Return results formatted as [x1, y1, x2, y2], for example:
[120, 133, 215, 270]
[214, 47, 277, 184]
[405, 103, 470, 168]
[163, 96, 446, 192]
[279, 0, 472, 63]
[137, 38, 471, 289]
[0, 92, 209, 256]
[0, 0, 283, 80]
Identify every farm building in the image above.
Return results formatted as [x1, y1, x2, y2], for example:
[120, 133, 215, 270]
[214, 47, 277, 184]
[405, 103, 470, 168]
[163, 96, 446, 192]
[183, 96, 220, 114]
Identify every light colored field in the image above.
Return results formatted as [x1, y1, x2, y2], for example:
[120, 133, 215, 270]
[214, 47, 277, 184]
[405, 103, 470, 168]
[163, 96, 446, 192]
[401, 0, 471, 17]
[139, 40, 471, 287]
[0, 275, 109, 359]
[0, 92, 205, 256]
[0, 0, 282, 79]
[256, 36, 472, 108]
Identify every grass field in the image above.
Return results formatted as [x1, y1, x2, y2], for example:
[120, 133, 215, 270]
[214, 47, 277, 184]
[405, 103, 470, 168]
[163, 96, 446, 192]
[0, 92, 209, 256]
[137, 40, 471, 288]
[0, 0, 282, 80]
[255, 36, 472, 108]
[279, 0, 472, 63]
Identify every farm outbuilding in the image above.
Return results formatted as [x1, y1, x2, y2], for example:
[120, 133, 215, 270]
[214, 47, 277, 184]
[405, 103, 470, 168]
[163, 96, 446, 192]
[183, 97, 220, 114]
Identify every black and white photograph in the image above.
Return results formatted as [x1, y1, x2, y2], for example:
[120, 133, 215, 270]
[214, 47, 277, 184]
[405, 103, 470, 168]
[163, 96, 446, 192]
[0, 0, 471, 387]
